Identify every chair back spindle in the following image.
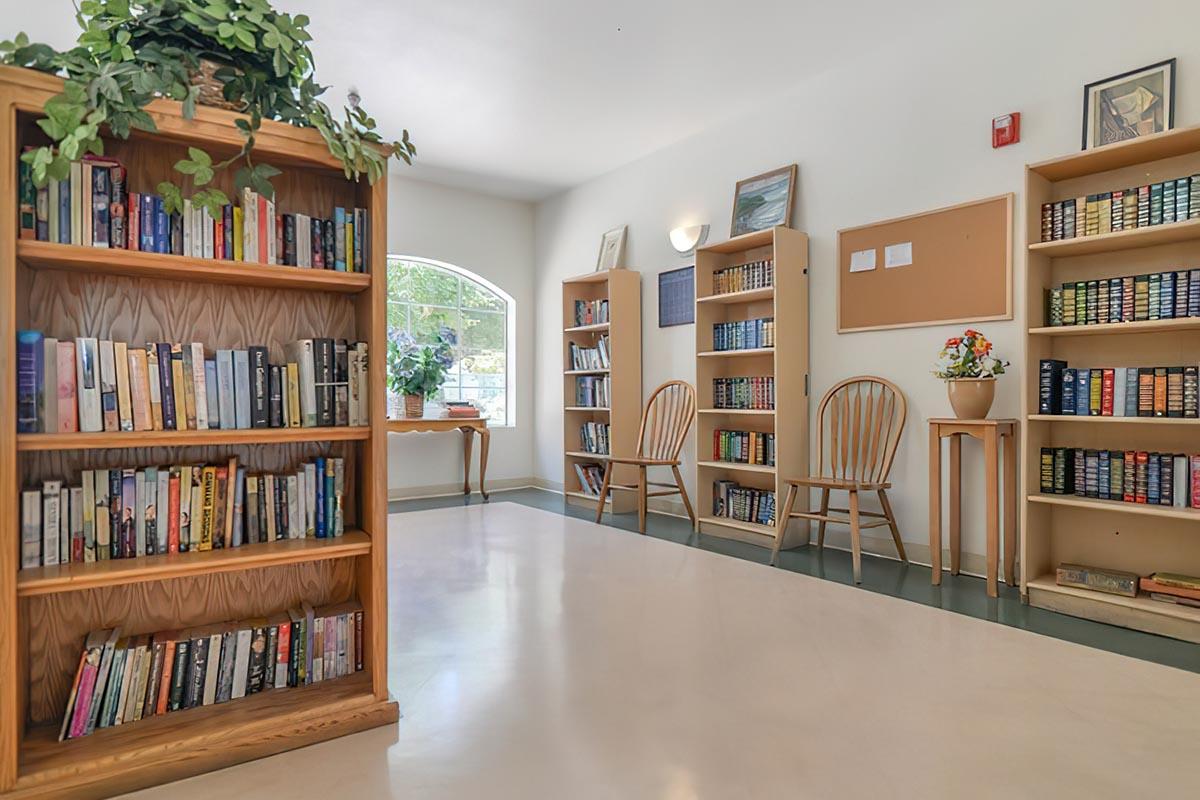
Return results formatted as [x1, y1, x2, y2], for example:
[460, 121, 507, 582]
[638, 381, 696, 461]
[817, 377, 906, 485]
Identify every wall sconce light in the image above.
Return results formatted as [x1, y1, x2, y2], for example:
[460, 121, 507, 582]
[669, 224, 709, 256]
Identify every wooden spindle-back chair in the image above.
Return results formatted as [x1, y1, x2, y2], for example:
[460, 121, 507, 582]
[772, 376, 908, 582]
[595, 380, 696, 533]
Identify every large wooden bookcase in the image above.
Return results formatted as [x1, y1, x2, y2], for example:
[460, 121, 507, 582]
[693, 227, 809, 548]
[0, 67, 396, 798]
[561, 268, 640, 512]
[1023, 124, 1200, 643]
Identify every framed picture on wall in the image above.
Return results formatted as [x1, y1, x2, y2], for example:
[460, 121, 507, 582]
[730, 164, 797, 237]
[1082, 59, 1175, 150]
[658, 266, 695, 327]
[596, 225, 627, 271]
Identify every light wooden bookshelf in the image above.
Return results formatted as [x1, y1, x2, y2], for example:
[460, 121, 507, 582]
[1022, 123, 1200, 644]
[561, 268, 640, 513]
[693, 227, 809, 549]
[0, 66, 396, 797]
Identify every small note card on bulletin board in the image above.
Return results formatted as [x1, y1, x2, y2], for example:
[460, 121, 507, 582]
[837, 194, 1012, 333]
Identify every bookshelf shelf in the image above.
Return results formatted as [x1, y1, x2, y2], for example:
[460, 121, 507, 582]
[564, 406, 610, 413]
[563, 322, 609, 333]
[1022, 126, 1200, 644]
[16, 426, 371, 452]
[564, 369, 610, 375]
[18, 240, 372, 294]
[0, 65, 394, 796]
[693, 226, 808, 548]
[16, 531, 371, 597]
[565, 451, 610, 460]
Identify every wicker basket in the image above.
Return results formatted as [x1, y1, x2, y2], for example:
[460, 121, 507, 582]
[403, 394, 424, 419]
[189, 58, 245, 111]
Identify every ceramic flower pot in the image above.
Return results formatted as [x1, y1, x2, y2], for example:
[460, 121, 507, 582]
[403, 394, 424, 419]
[946, 378, 995, 420]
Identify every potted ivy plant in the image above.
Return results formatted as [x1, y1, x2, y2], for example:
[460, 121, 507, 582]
[1, 0, 416, 217]
[387, 328, 456, 419]
[932, 328, 1009, 419]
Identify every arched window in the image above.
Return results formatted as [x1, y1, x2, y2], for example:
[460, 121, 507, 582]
[386, 256, 514, 425]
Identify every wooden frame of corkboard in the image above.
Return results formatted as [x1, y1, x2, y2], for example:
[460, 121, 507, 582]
[837, 194, 1013, 333]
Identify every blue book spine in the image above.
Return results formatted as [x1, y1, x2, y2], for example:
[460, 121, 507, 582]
[333, 207, 346, 271]
[1160, 272, 1176, 319]
[204, 360, 220, 428]
[1061, 368, 1076, 415]
[233, 350, 251, 429]
[1148, 455, 1161, 504]
[140, 195, 155, 251]
[58, 178, 71, 243]
[16, 330, 44, 432]
[314, 457, 326, 538]
[1074, 369, 1090, 416]
[156, 342, 176, 430]
[324, 465, 335, 537]
[154, 196, 168, 254]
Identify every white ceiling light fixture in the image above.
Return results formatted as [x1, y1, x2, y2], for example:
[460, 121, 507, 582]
[669, 224, 709, 256]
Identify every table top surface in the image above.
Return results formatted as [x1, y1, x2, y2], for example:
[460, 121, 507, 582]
[927, 418, 1017, 426]
[387, 417, 489, 431]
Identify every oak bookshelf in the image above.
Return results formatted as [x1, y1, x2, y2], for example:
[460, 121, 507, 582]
[0, 66, 396, 797]
[693, 227, 809, 549]
[561, 268, 640, 513]
[1022, 124, 1200, 644]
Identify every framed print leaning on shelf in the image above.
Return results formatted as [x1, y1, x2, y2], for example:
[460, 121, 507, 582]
[596, 225, 627, 271]
[1082, 59, 1175, 150]
[730, 164, 797, 237]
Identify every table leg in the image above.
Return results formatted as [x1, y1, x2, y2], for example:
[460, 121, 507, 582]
[985, 428, 999, 598]
[460, 427, 474, 495]
[929, 425, 942, 586]
[1003, 429, 1017, 586]
[478, 427, 490, 500]
[949, 434, 961, 576]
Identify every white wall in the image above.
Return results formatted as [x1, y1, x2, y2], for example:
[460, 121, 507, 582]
[387, 176, 535, 497]
[533, 1, 1200, 562]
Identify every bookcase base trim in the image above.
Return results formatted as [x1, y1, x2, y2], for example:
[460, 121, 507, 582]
[1027, 577, 1200, 645]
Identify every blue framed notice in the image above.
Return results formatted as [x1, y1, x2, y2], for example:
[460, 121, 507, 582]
[658, 266, 694, 327]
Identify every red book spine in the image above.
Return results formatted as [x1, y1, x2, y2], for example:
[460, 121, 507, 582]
[257, 195, 269, 263]
[1101, 369, 1115, 416]
[127, 191, 139, 251]
[155, 640, 175, 715]
[1191, 455, 1200, 507]
[275, 214, 284, 265]
[167, 473, 181, 553]
[214, 214, 224, 260]
[713, 430, 720, 460]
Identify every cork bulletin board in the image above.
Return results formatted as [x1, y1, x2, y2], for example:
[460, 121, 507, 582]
[837, 194, 1013, 333]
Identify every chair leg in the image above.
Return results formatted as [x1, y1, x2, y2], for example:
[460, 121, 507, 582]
[771, 484, 799, 566]
[815, 488, 831, 549]
[877, 488, 907, 562]
[672, 466, 696, 527]
[594, 462, 613, 525]
[637, 466, 647, 534]
[848, 489, 863, 585]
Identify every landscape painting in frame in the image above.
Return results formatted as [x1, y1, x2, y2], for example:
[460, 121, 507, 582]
[1082, 59, 1175, 150]
[731, 164, 797, 237]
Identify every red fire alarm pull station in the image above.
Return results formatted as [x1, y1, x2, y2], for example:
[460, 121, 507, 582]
[993, 113, 1020, 148]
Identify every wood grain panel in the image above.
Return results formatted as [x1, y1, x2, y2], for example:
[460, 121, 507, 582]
[22, 560, 356, 724]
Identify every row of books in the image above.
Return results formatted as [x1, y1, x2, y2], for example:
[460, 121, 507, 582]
[16, 333, 367, 434]
[572, 299, 609, 327]
[712, 481, 775, 526]
[59, 601, 364, 741]
[573, 376, 610, 408]
[712, 318, 774, 351]
[1039, 175, 1200, 242]
[712, 259, 773, 295]
[574, 462, 606, 496]
[1038, 360, 1198, 418]
[1046, 269, 1200, 327]
[20, 456, 347, 568]
[579, 421, 610, 455]
[712, 377, 775, 411]
[567, 336, 610, 371]
[1056, 564, 1200, 610]
[712, 429, 775, 466]
[18, 155, 369, 271]
[1038, 448, 1198, 506]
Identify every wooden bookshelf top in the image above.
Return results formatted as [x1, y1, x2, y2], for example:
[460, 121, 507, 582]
[17, 426, 370, 452]
[699, 228, 775, 254]
[1027, 493, 1200, 521]
[17, 531, 371, 597]
[19, 241, 371, 294]
[1028, 218, 1200, 257]
[1028, 122, 1200, 182]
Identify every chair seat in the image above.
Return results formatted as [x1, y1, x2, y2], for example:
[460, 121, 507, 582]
[782, 475, 891, 491]
[606, 456, 681, 467]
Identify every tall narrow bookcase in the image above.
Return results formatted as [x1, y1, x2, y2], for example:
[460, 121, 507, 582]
[1023, 124, 1200, 643]
[0, 66, 396, 798]
[694, 226, 809, 548]
[562, 268, 640, 512]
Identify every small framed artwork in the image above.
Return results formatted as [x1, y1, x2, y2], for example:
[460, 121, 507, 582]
[658, 266, 694, 327]
[731, 164, 797, 237]
[1082, 59, 1175, 150]
[596, 225, 627, 271]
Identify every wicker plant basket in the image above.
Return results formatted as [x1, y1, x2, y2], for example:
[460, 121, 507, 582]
[189, 58, 245, 111]
[404, 394, 424, 419]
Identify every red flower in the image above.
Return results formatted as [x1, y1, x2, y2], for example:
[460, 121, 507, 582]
[945, 337, 962, 347]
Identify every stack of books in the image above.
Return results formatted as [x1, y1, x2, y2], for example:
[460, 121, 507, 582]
[572, 299, 609, 327]
[445, 402, 480, 419]
[1038, 447, 1200, 507]
[1140, 572, 1200, 609]
[1045, 269, 1200, 327]
[20, 455, 346, 569]
[1038, 359, 1197, 417]
[713, 377, 775, 410]
[15, 333, 368, 434]
[573, 463, 606, 496]
[567, 336, 610, 371]
[713, 318, 774, 351]
[580, 421, 610, 455]
[1040, 175, 1200, 243]
[18, 154, 369, 271]
[712, 429, 775, 466]
[574, 376, 610, 408]
[712, 481, 775, 526]
[712, 259, 773, 295]
[58, 601, 364, 740]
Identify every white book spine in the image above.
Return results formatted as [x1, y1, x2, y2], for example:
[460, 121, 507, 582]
[69, 486, 83, 563]
[82, 471, 95, 563]
[303, 462, 317, 537]
[182, 199, 192, 256]
[69, 161, 83, 246]
[1112, 368, 1126, 417]
[347, 348, 360, 427]
[295, 469, 306, 543]
[58, 487, 69, 564]
[266, 198, 276, 265]
[21, 489, 41, 568]
[190, 343, 208, 430]
[357, 342, 368, 424]
[231, 628, 252, 700]
[203, 208, 214, 259]
[42, 481, 61, 567]
[203, 632, 222, 705]
[75, 337, 103, 432]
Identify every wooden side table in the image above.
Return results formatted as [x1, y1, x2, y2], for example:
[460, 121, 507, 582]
[928, 418, 1017, 597]
[387, 417, 490, 499]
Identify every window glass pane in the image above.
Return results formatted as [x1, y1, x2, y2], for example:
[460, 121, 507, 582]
[386, 302, 409, 332]
[411, 306, 460, 345]
[462, 309, 505, 352]
[408, 266, 460, 306]
[386, 261, 411, 303]
[462, 279, 505, 311]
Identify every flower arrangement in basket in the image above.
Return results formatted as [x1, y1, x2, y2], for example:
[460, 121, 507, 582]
[932, 328, 1009, 419]
[387, 328, 456, 419]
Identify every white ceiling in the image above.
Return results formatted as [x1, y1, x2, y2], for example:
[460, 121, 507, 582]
[11, 1, 943, 200]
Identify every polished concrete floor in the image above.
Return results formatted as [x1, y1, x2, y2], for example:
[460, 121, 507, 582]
[124, 499, 1200, 798]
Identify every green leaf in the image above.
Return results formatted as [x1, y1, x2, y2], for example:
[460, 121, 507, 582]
[187, 147, 212, 167]
[157, 181, 183, 215]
